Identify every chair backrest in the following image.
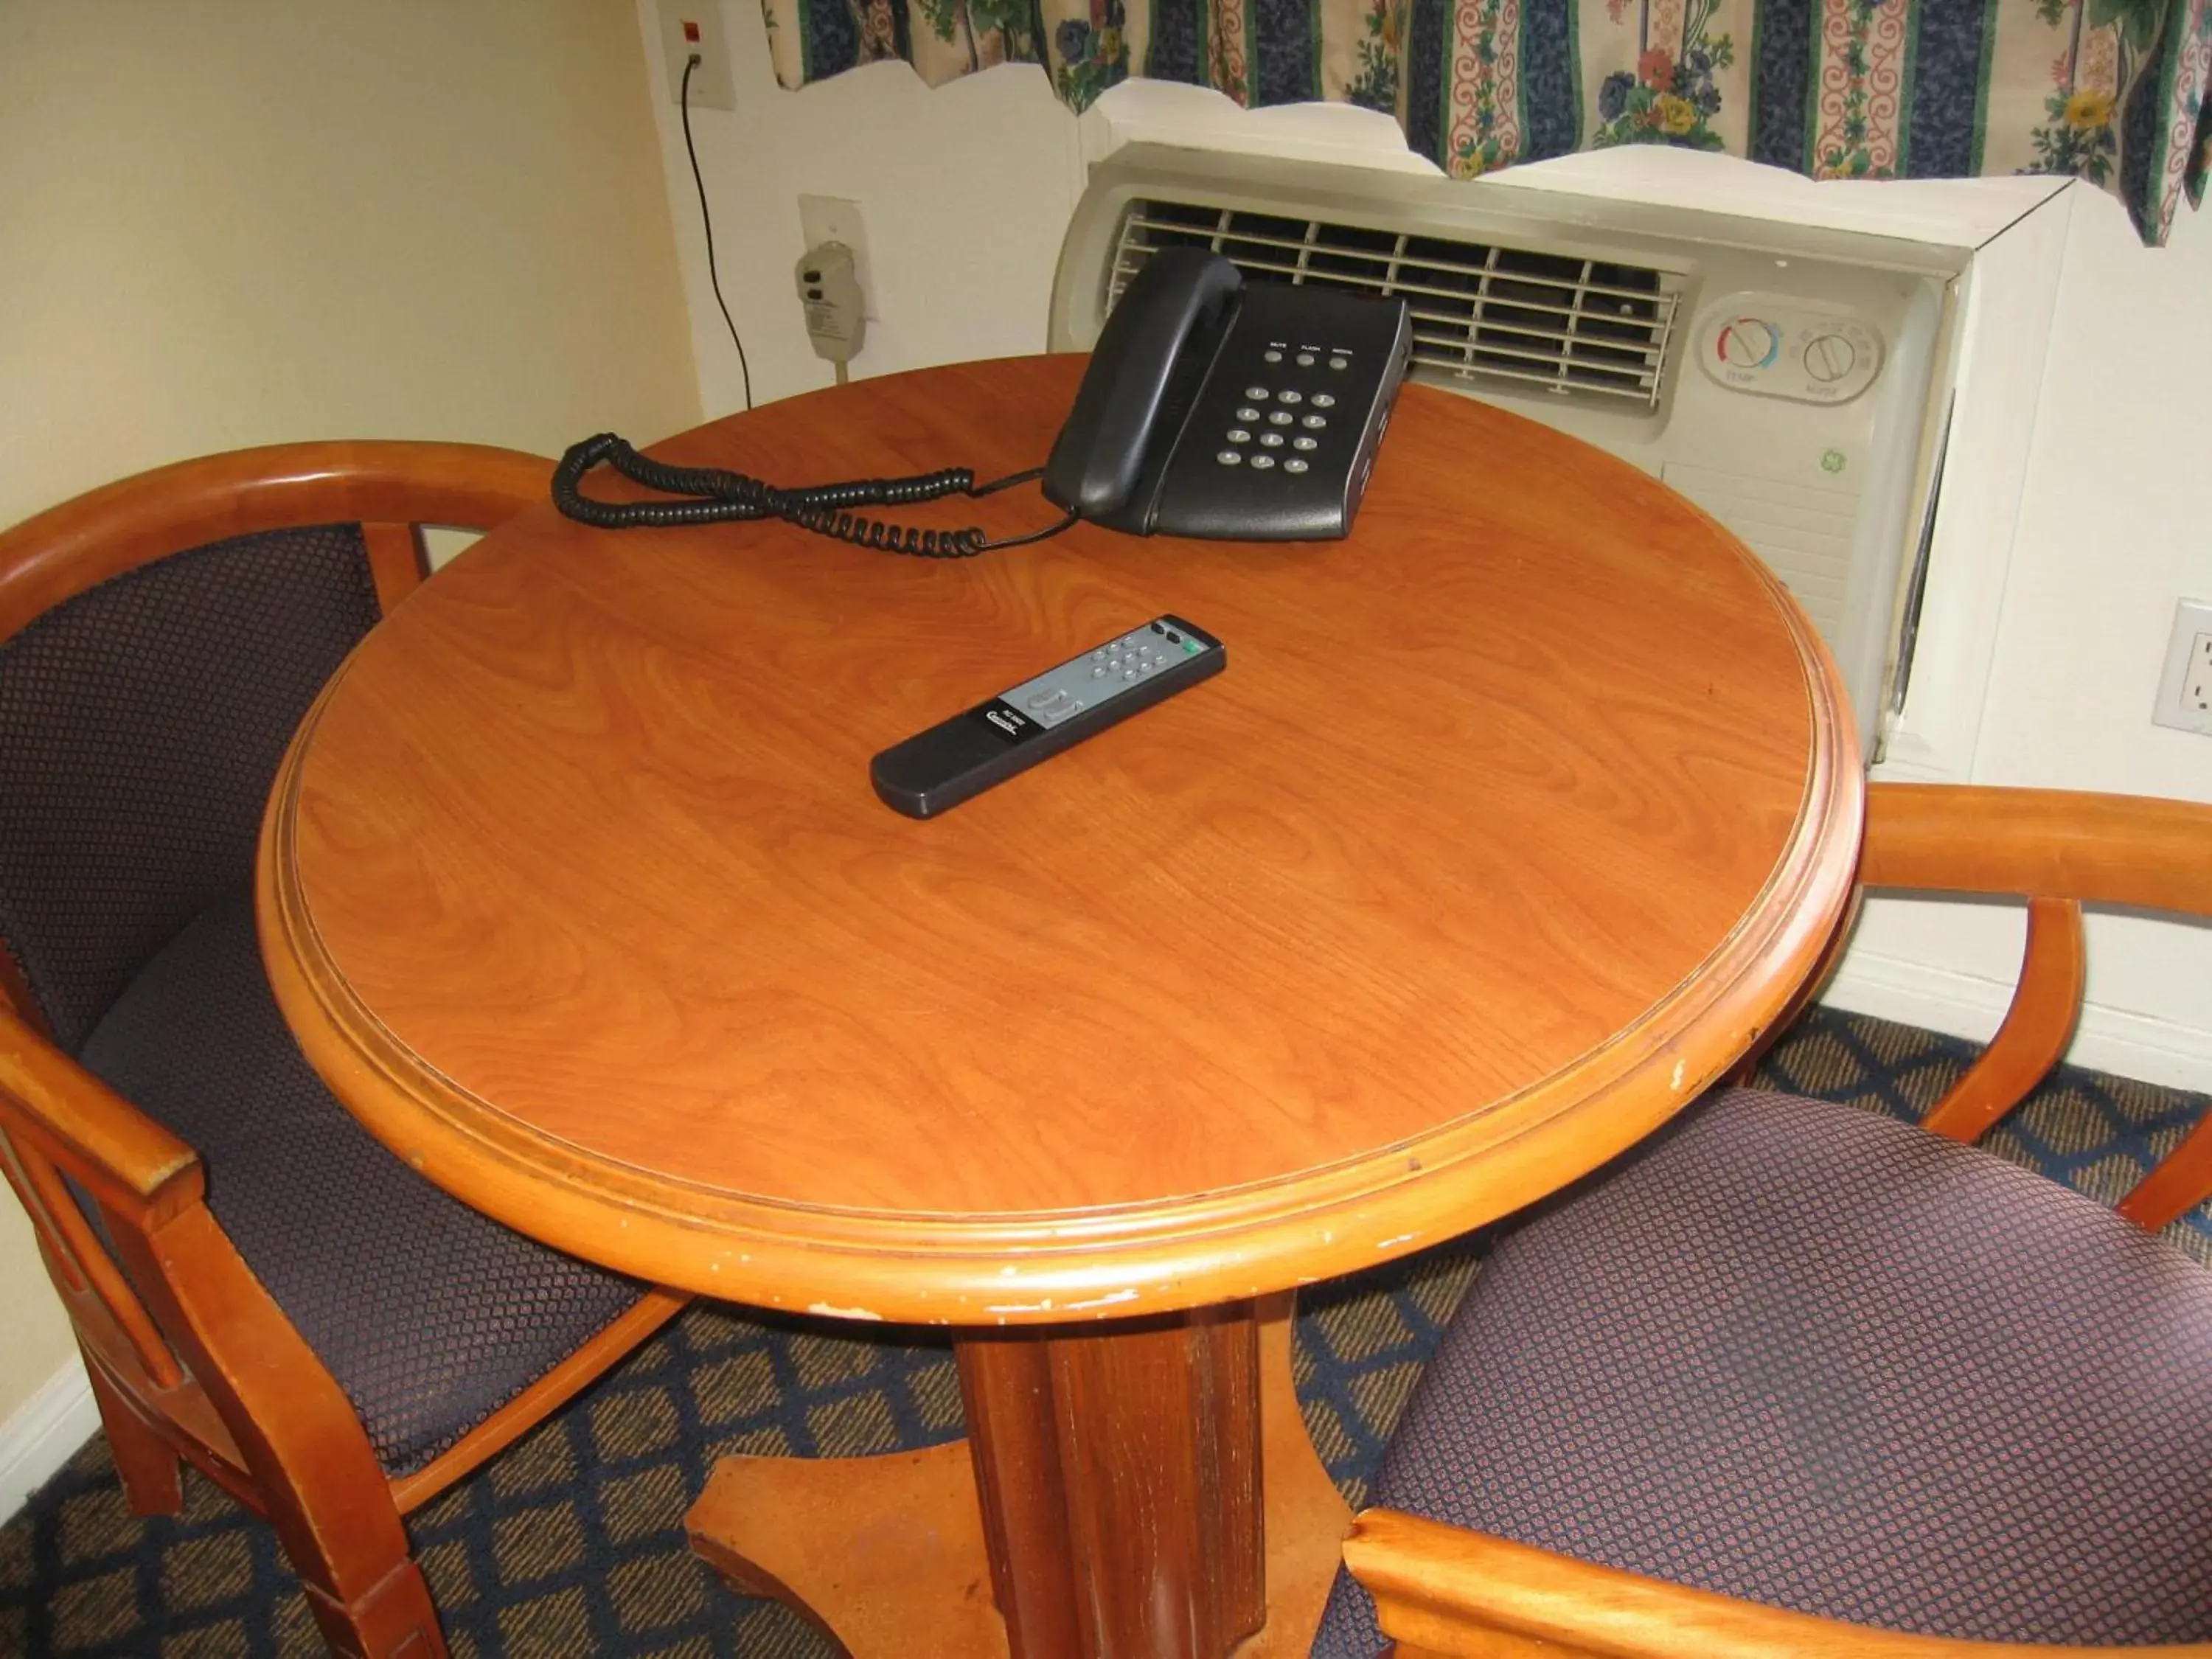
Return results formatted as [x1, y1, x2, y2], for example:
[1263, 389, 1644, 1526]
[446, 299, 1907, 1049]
[0, 442, 552, 1054]
[0, 524, 380, 1053]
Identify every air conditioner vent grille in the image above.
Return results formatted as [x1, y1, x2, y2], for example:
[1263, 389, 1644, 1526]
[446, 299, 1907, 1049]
[1110, 199, 1681, 409]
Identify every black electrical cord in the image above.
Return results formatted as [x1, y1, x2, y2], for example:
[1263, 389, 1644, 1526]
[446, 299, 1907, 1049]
[681, 53, 753, 411]
[552, 434, 1073, 557]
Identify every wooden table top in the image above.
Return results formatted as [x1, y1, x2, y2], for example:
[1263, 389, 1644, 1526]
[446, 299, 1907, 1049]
[260, 355, 1861, 1325]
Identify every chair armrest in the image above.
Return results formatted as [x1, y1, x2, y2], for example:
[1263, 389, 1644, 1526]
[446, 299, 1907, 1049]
[0, 1009, 201, 1220]
[1861, 785, 2212, 917]
[1340, 1507, 2203, 1658]
[1854, 785, 2212, 1225]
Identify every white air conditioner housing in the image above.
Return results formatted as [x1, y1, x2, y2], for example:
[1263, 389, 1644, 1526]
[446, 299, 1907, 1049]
[1048, 145, 1976, 756]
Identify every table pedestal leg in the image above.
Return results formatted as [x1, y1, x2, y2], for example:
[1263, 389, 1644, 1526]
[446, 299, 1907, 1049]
[686, 1295, 1349, 1659]
[959, 1302, 1265, 1658]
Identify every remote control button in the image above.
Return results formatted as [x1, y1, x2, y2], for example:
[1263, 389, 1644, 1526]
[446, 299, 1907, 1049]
[1284, 458, 1309, 473]
[1226, 428, 1251, 444]
[1236, 406, 1261, 422]
[1329, 355, 1349, 370]
[1268, 411, 1293, 426]
[1278, 390, 1302, 405]
[1251, 454, 1276, 470]
[1141, 659, 1157, 672]
[1312, 393, 1336, 408]
[1123, 668, 1137, 678]
[1150, 622, 1164, 633]
[1293, 435, 1318, 451]
[1295, 352, 1316, 366]
[1259, 432, 1284, 448]
[1302, 414, 1326, 429]
[1262, 349, 1281, 363]
[1217, 449, 1242, 465]
[1245, 386, 1269, 400]
[1092, 666, 1106, 678]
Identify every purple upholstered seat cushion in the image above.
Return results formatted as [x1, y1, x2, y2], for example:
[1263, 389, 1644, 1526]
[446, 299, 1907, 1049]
[78, 894, 650, 1477]
[1312, 1086, 2212, 1655]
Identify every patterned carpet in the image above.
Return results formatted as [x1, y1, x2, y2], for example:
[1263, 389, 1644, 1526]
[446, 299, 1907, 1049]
[2, 1007, 2206, 1658]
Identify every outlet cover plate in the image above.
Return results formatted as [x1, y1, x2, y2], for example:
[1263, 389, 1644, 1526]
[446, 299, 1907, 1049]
[2152, 597, 2212, 735]
[658, 0, 734, 111]
[797, 195, 877, 319]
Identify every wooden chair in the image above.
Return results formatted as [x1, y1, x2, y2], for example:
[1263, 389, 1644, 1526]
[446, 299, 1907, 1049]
[0, 445, 689, 1658]
[1316, 782, 2212, 1658]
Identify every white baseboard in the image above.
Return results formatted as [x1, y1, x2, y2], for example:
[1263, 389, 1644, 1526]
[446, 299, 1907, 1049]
[1822, 953, 2212, 1095]
[0, 1355, 97, 1524]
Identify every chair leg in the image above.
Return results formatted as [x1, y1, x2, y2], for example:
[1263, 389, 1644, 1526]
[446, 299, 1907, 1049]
[295, 1551, 447, 1659]
[83, 1356, 181, 1516]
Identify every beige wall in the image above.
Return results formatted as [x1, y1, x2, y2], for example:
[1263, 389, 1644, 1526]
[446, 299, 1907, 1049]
[0, 1, 700, 1430]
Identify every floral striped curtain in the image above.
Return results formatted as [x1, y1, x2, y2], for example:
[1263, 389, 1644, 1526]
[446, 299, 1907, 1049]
[755, 0, 2212, 246]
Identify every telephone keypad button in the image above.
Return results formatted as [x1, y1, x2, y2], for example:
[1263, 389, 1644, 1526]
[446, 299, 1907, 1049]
[1278, 390, 1302, 405]
[1293, 436, 1318, 451]
[1312, 393, 1336, 408]
[1268, 411, 1293, 426]
[1295, 352, 1316, 366]
[1329, 355, 1349, 370]
[1217, 450, 1242, 465]
[1302, 414, 1327, 429]
[1236, 406, 1261, 422]
[1251, 454, 1277, 470]
[1259, 432, 1284, 448]
[1245, 386, 1269, 400]
[1284, 458, 1310, 474]
[1263, 349, 1283, 364]
[1226, 428, 1251, 444]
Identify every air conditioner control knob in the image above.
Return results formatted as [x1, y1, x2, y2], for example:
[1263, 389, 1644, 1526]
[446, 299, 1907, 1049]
[1719, 319, 1780, 367]
[1804, 333, 1856, 383]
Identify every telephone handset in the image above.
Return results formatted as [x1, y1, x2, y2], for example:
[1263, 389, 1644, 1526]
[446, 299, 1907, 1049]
[1043, 247, 1413, 540]
[547, 246, 1409, 550]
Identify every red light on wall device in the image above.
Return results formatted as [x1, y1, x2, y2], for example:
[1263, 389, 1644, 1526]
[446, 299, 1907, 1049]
[682, 18, 701, 41]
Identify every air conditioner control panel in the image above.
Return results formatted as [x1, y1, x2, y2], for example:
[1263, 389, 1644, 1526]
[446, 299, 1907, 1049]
[1694, 293, 1884, 404]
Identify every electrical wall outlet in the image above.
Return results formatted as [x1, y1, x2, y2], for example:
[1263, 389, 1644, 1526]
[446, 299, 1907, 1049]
[797, 195, 877, 319]
[2152, 598, 2212, 735]
[658, 0, 734, 111]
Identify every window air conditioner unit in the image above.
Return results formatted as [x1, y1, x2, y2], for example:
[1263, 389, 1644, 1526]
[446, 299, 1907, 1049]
[1047, 144, 1977, 759]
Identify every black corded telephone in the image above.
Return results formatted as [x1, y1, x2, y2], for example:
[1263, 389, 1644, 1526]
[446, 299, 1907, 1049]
[552, 248, 1411, 552]
[1042, 247, 1411, 539]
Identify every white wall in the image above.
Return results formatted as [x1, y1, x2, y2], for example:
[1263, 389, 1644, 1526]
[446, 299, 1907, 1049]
[1828, 187, 2212, 1083]
[0, 0, 700, 1494]
[643, 6, 2212, 1091]
[634, 0, 1084, 415]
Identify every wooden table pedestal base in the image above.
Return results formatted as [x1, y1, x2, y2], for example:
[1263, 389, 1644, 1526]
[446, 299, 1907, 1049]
[687, 1298, 1351, 1659]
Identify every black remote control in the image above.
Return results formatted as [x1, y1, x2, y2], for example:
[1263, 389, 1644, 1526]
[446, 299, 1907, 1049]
[871, 616, 1225, 818]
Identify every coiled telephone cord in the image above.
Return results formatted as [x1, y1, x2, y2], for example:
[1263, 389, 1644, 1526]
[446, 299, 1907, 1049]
[552, 433, 1071, 559]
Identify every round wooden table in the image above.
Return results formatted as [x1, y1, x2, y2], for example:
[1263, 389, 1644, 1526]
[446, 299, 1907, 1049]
[259, 355, 1860, 1659]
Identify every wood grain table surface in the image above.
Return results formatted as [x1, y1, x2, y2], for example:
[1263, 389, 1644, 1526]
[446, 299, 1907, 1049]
[257, 354, 1862, 1658]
